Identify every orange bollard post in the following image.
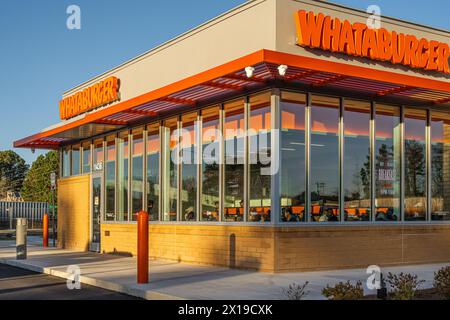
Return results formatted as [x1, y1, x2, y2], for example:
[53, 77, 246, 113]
[137, 211, 149, 284]
[43, 213, 49, 248]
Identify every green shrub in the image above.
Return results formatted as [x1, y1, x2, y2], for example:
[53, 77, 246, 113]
[322, 281, 364, 300]
[283, 282, 309, 300]
[434, 266, 450, 299]
[386, 272, 424, 300]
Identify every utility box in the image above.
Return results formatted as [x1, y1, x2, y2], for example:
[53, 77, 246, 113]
[16, 218, 27, 260]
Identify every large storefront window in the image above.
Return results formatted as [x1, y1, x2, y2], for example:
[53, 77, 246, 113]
[131, 129, 144, 220]
[181, 113, 198, 221]
[117, 132, 129, 221]
[71, 145, 80, 176]
[82, 142, 91, 174]
[249, 93, 271, 223]
[223, 99, 245, 222]
[344, 100, 371, 222]
[147, 123, 160, 221]
[62, 148, 70, 177]
[310, 95, 340, 222]
[431, 111, 450, 221]
[375, 104, 401, 221]
[105, 137, 116, 221]
[201, 106, 220, 222]
[404, 109, 427, 221]
[162, 118, 178, 221]
[280, 92, 306, 222]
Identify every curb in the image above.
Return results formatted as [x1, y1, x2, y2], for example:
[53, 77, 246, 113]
[0, 258, 184, 300]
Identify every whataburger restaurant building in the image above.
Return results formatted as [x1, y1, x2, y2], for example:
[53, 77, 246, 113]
[15, 0, 450, 272]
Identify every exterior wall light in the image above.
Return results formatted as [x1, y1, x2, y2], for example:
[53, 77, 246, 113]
[245, 66, 255, 78]
[278, 65, 288, 77]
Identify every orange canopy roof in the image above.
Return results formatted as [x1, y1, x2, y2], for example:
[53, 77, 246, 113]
[14, 49, 450, 150]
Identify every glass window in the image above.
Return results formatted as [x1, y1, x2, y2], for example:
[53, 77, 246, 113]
[82, 143, 91, 174]
[310, 95, 340, 222]
[105, 137, 116, 221]
[71, 145, 80, 176]
[431, 111, 450, 221]
[131, 129, 144, 220]
[375, 104, 401, 221]
[147, 123, 160, 221]
[223, 99, 245, 222]
[62, 148, 70, 177]
[280, 92, 306, 223]
[249, 92, 272, 223]
[181, 113, 198, 222]
[162, 118, 179, 221]
[404, 108, 427, 221]
[93, 139, 104, 169]
[201, 106, 220, 222]
[117, 132, 129, 222]
[344, 100, 372, 222]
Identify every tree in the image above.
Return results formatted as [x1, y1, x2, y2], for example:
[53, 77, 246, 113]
[0, 150, 29, 199]
[21, 151, 59, 203]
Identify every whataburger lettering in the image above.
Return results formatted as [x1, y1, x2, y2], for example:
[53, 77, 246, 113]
[294, 10, 450, 74]
[59, 76, 120, 120]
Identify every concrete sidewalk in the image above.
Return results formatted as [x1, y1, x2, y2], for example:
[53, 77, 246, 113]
[0, 239, 449, 300]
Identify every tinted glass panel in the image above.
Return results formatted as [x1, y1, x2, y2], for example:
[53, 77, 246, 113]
[181, 113, 198, 221]
[147, 124, 160, 221]
[344, 100, 371, 222]
[280, 92, 306, 223]
[105, 138, 116, 221]
[201, 107, 220, 222]
[310, 95, 340, 222]
[431, 111, 450, 221]
[375, 104, 401, 221]
[131, 131, 144, 219]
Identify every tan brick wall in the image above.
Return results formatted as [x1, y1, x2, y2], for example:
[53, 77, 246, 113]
[100, 223, 450, 273]
[57, 175, 90, 251]
[276, 225, 450, 272]
[101, 224, 276, 272]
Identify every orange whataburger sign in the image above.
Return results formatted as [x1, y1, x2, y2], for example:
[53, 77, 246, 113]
[59, 76, 120, 120]
[294, 10, 449, 74]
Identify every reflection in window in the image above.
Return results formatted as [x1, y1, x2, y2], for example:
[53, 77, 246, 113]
[131, 130, 144, 220]
[117, 132, 129, 221]
[201, 107, 220, 222]
[375, 104, 401, 221]
[62, 148, 70, 177]
[404, 109, 427, 221]
[280, 92, 306, 223]
[105, 137, 116, 221]
[147, 124, 160, 221]
[310, 95, 340, 222]
[181, 113, 198, 222]
[223, 99, 245, 222]
[344, 100, 371, 222]
[162, 118, 178, 221]
[431, 111, 450, 221]
[72, 145, 80, 176]
[93, 140, 104, 168]
[248, 93, 271, 223]
[82, 143, 91, 174]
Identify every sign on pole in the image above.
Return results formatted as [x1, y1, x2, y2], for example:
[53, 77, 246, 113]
[50, 172, 57, 190]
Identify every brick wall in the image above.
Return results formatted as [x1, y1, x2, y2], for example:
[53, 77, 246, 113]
[101, 224, 276, 272]
[101, 223, 450, 273]
[57, 175, 90, 251]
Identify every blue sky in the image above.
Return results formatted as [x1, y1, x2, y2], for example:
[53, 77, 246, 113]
[0, 0, 448, 164]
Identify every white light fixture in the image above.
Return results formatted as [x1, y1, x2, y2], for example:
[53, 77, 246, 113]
[245, 66, 255, 78]
[278, 65, 288, 77]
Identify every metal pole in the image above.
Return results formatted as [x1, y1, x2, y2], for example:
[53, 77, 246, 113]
[52, 190, 56, 247]
[16, 218, 27, 260]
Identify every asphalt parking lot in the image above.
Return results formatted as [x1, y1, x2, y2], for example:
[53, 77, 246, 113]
[0, 263, 140, 300]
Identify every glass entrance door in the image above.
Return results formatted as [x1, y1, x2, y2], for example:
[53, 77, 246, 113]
[90, 175, 102, 252]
